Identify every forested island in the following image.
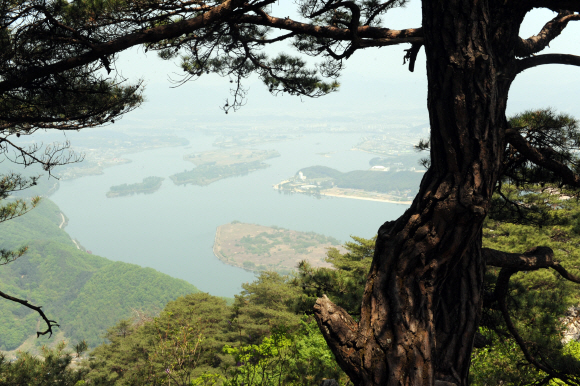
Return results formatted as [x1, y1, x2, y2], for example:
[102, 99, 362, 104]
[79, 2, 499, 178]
[275, 165, 423, 203]
[106, 176, 164, 197]
[170, 161, 269, 186]
[170, 148, 279, 186]
[213, 222, 342, 274]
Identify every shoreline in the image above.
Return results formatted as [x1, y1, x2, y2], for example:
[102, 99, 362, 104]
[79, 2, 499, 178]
[274, 185, 412, 205]
[106, 184, 163, 198]
[319, 191, 412, 205]
[212, 227, 260, 273]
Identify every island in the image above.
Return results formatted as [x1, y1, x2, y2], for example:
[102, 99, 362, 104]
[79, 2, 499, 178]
[106, 176, 164, 198]
[169, 148, 280, 186]
[213, 222, 343, 274]
[275, 165, 423, 204]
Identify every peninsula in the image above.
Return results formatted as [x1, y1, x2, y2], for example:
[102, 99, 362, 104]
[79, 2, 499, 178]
[275, 165, 422, 204]
[213, 222, 343, 274]
[106, 176, 164, 198]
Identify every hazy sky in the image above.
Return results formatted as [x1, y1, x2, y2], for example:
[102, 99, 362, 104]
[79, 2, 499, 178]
[103, 2, 580, 132]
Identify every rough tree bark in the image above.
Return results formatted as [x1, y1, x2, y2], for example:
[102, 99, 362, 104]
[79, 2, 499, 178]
[313, 2, 527, 385]
[4, 0, 580, 384]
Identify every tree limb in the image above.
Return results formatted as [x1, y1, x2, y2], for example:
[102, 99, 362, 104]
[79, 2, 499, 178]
[0, 289, 59, 337]
[496, 267, 574, 384]
[505, 128, 580, 187]
[517, 53, 580, 74]
[0, 0, 246, 94]
[236, 14, 422, 43]
[313, 295, 363, 384]
[484, 246, 580, 384]
[515, 12, 580, 57]
[308, 1, 361, 34]
[521, 1, 580, 12]
[484, 246, 580, 282]
[403, 43, 423, 72]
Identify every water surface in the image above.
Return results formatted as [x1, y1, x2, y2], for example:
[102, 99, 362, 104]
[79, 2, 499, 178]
[51, 132, 410, 297]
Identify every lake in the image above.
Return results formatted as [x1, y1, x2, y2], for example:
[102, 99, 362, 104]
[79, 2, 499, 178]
[51, 131, 410, 297]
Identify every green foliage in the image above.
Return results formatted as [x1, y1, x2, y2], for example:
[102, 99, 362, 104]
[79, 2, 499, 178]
[291, 208, 580, 384]
[231, 272, 303, 344]
[107, 176, 164, 197]
[0, 199, 200, 350]
[293, 236, 375, 317]
[85, 293, 231, 386]
[297, 165, 422, 193]
[490, 109, 580, 226]
[170, 161, 269, 186]
[0, 341, 88, 386]
[489, 183, 578, 227]
[237, 229, 339, 257]
[0, 198, 73, 250]
[221, 320, 346, 386]
[85, 273, 350, 385]
[470, 209, 580, 385]
[505, 109, 580, 188]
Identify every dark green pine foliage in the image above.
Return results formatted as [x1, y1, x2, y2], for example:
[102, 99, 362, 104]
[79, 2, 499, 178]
[0, 341, 88, 386]
[230, 271, 303, 344]
[491, 108, 580, 226]
[473, 208, 580, 385]
[293, 236, 375, 318]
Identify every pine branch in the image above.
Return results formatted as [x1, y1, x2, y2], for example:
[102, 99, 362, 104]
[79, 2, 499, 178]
[505, 128, 580, 187]
[515, 11, 580, 57]
[516, 54, 580, 74]
[0, 289, 59, 337]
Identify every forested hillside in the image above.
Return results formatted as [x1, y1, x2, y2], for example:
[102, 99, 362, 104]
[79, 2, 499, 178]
[298, 165, 422, 192]
[4, 193, 580, 385]
[0, 199, 200, 351]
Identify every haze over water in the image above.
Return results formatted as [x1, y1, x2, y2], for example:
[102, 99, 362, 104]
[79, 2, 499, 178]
[51, 131, 409, 297]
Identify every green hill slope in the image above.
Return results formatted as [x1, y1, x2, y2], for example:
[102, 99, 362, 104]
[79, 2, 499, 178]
[298, 165, 422, 193]
[0, 199, 200, 350]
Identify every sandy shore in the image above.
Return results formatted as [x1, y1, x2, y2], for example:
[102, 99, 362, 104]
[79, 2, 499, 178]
[320, 191, 412, 205]
[273, 185, 412, 205]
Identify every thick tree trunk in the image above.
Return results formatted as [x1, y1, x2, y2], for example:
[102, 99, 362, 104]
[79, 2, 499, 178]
[314, 1, 524, 385]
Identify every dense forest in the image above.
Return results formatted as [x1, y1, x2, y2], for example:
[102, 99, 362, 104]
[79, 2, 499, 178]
[0, 199, 200, 351]
[2, 187, 580, 384]
[297, 165, 423, 193]
[107, 177, 164, 198]
[170, 161, 270, 186]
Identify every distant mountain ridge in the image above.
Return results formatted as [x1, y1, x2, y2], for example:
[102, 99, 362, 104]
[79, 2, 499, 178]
[0, 199, 200, 351]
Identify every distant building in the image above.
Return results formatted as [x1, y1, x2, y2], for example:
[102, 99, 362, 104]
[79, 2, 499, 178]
[298, 171, 306, 180]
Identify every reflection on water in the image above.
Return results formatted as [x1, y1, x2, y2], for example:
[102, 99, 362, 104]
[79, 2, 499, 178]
[51, 132, 410, 297]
